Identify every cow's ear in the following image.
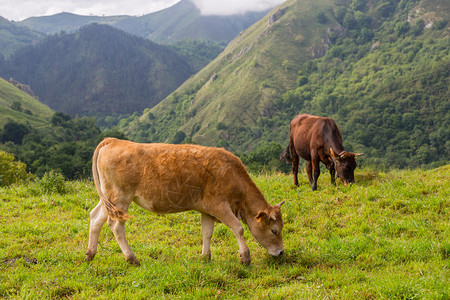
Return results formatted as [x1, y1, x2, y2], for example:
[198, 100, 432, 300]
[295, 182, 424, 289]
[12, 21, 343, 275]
[256, 210, 268, 223]
[340, 151, 349, 159]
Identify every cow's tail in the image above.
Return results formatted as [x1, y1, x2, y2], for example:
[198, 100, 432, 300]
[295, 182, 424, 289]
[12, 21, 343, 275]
[92, 138, 132, 221]
[279, 145, 292, 163]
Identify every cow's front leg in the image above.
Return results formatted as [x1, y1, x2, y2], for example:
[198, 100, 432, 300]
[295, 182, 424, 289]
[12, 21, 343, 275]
[329, 166, 336, 186]
[108, 218, 140, 265]
[311, 158, 321, 191]
[85, 200, 108, 261]
[200, 213, 215, 260]
[213, 207, 250, 265]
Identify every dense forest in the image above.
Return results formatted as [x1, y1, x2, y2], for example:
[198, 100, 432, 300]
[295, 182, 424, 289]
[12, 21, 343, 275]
[0, 112, 126, 179]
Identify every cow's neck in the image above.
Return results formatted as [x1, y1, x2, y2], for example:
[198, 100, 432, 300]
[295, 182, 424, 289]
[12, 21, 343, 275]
[326, 136, 345, 155]
[237, 183, 271, 226]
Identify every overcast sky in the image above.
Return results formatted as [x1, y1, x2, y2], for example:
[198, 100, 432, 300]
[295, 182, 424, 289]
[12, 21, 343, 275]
[1, 0, 285, 21]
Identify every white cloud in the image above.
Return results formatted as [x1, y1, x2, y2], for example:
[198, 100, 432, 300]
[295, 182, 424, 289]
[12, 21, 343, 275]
[191, 0, 285, 15]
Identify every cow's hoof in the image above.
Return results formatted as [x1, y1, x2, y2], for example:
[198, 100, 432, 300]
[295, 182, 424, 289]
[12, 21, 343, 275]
[240, 257, 251, 266]
[126, 255, 140, 266]
[85, 250, 95, 261]
[240, 253, 251, 265]
[200, 253, 211, 261]
[84, 255, 94, 262]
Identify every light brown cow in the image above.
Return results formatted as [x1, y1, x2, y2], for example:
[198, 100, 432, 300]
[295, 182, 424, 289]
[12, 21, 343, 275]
[85, 138, 285, 265]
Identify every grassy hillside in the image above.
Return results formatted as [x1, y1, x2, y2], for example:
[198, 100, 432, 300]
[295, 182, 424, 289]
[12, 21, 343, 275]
[118, 0, 449, 168]
[0, 166, 448, 298]
[0, 17, 45, 58]
[0, 78, 53, 128]
[119, 0, 328, 143]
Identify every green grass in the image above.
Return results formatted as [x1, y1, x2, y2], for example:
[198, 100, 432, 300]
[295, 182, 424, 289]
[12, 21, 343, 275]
[0, 166, 449, 298]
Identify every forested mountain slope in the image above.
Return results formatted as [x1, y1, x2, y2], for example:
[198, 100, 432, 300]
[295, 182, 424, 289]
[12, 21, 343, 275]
[0, 23, 193, 116]
[119, 0, 449, 169]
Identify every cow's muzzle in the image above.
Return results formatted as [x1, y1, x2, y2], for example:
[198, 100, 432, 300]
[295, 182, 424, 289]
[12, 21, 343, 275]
[269, 248, 285, 256]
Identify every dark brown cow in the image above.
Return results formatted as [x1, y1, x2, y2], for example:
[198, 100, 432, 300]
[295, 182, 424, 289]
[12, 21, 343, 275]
[86, 138, 285, 265]
[280, 114, 363, 191]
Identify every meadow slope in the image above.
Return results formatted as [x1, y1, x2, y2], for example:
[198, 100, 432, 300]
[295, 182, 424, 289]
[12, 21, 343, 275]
[0, 166, 449, 298]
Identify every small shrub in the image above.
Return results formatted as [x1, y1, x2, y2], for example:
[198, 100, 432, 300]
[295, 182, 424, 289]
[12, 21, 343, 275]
[0, 151, 33, 187]
[316, 12, 328, 24]
[171, 131, 186, 144]
[216, 122, 228, 130]
[38, 170, 68, 194]
[440, 242, 450, 259]
[432, 19, 448, 30]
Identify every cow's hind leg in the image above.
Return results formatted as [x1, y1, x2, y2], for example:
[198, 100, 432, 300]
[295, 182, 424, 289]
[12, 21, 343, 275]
[108, 217, 140, 265]
[85, 200, 108, 261]
[289, 143, 300, 186]
[201, 213, 215, 260]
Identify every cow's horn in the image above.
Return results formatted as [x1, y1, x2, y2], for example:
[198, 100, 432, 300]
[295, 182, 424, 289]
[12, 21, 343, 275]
[330, 148, 336, 159]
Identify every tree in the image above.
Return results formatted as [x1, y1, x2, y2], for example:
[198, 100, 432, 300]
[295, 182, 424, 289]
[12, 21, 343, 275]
[51, 112, 72, 127]
[171, 131, 186, 144]
[11, 101, 23, 112]
[316, 12, 328, 24]
[1, 121, 29, 145]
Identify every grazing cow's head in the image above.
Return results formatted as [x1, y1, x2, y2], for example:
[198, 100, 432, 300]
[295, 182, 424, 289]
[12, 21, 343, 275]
[252, 201, 285, 256]
[330, 148, 363, 185]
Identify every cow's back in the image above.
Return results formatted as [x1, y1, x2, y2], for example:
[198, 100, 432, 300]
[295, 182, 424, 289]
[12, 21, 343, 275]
[290, 114, 340, 160]
[96, 138, 249, 213]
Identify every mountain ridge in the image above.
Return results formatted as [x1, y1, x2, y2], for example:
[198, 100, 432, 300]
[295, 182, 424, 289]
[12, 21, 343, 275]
[17, 0, 271, 44]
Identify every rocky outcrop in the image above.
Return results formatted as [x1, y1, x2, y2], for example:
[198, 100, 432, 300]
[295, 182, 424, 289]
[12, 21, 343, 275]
[268, 7, 289, 25]
[9, 78, 36, 98]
